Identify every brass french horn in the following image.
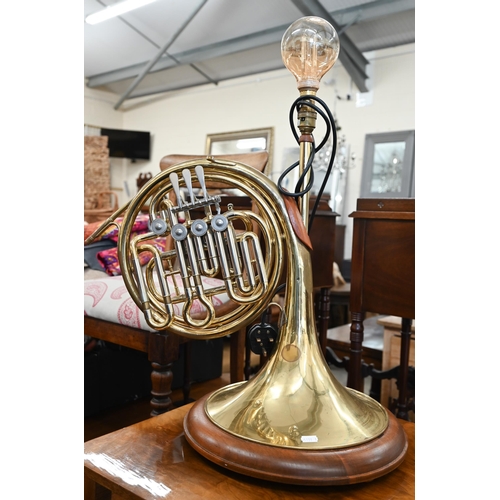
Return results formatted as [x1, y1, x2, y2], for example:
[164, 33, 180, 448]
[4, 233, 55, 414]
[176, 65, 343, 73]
[85, 153, 407, 484]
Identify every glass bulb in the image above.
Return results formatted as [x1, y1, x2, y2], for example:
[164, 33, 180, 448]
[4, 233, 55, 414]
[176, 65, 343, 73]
[281, 16, 340, 91]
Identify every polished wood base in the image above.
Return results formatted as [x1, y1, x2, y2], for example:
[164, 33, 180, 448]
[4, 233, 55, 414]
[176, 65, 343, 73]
[85, 400, 414, 499]
[183, 393, 408, 486]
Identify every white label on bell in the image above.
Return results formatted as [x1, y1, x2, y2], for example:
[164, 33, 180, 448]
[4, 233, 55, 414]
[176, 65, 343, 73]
[301, 436, 319, 443]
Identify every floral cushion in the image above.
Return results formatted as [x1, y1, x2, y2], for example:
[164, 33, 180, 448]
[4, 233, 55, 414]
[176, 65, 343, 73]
[84, 274, 235, 332]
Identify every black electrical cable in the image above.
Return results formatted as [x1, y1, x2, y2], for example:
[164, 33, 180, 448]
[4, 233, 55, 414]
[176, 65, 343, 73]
[277, 94, 338, 233]
[259, 95, 338, 324]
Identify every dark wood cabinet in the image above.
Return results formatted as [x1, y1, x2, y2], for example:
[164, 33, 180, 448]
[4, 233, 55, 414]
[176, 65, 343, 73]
[348, 198, 415, 419]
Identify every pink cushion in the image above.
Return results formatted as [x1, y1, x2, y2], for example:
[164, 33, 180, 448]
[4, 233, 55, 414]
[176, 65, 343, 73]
[84, 274, 233, 331]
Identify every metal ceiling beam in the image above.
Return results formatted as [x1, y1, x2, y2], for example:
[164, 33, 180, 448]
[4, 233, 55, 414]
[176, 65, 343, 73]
[126, 66, 279, 100]
[87, 0, 414, 95]
[117, 12, 218, 87]
[290, 0, 369, 92]
[87, 25, 286, 88]
[332, 0, 414, 26]
[113, 0, 208, 109]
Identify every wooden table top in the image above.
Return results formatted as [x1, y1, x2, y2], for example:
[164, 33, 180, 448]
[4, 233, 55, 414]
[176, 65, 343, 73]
[329, 282, 351, 296]
[85, 401, 415, 499]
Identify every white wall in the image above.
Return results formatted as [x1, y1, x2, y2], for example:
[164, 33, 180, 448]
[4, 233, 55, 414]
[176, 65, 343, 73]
[84, 85, 132, 200]
[84, 85, 124, 129]
[84, 43, 414, 259]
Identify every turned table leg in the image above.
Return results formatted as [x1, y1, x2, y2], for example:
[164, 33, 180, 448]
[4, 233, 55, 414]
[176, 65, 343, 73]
[347, 311, 365, 392]
[316, 287, 330, 356]
[394, 317, 412, 420]
[148, 332, 179, 416]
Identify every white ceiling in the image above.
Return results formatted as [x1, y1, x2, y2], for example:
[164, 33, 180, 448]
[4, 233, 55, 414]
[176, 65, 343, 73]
[84, 0, 415, 109]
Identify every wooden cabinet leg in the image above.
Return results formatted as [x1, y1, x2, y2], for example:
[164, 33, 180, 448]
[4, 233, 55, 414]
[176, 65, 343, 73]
[84, 473, 96, 500]
[394, 317, 412, 420]
[150, 361, 174, 416]
[148, 332, 179, 416]
[84, 474, 110, 500]
[316, 287, 330, 356]
[348, 311, 365, 392]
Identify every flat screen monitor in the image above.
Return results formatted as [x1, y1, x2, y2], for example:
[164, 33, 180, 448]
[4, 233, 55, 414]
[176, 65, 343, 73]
[101, 128, 151, 161]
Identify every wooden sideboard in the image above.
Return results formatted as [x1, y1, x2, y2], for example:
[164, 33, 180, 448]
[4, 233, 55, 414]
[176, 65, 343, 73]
[348, 198, 415, 420]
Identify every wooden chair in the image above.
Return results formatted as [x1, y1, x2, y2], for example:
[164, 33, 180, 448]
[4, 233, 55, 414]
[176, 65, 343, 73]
[346, 198, 415, 419]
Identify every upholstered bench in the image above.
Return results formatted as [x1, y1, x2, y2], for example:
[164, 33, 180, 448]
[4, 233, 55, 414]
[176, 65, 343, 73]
[84, 271, 246, 416]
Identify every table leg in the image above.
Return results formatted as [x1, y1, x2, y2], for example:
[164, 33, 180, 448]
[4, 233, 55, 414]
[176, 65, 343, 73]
[316, 287, 330, 356]
[84, 474, 111, 500]
[394, 317, 412, 420]
[148, 332, 178, 416]
[348, 311, 365, 392]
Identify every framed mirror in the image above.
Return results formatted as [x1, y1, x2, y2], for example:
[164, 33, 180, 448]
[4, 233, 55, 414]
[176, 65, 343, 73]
[205, 127, 274, 176]
[360, 130, 415, 198]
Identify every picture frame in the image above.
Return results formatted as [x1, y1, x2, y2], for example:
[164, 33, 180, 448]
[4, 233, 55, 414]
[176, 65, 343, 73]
[360, 130, 415, 198]
[205, 127, 274, 176]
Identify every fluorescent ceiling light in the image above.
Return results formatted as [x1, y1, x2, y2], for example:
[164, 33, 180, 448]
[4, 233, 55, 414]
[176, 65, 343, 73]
[85, 0, 158, 25]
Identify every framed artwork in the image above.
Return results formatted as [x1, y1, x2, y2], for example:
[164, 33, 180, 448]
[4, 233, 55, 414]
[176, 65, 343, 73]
[360, 130, 415, 198]
[205, 127, 274, 176]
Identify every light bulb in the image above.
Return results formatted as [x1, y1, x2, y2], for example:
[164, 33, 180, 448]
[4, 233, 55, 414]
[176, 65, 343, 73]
[281, 16, 340, 92]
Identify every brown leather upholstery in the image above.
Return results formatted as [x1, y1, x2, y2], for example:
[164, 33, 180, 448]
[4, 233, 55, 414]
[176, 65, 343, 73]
[159, 152, 268, 189]
[160, 152, 268, 172]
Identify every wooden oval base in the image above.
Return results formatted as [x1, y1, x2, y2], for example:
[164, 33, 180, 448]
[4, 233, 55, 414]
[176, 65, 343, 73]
[183, 393, 408, 486]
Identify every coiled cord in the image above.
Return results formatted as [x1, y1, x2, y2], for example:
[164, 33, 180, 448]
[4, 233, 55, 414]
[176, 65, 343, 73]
[277, 94, 338, 233]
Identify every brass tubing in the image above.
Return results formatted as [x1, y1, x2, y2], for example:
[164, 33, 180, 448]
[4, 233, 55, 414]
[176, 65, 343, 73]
[117, 159, 284, 339]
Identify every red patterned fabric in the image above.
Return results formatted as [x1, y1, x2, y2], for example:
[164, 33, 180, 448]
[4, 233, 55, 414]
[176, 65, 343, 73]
[84, 276, 155, 331]
[97, 237, 167, 276]
[84, 214, 151, 242]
